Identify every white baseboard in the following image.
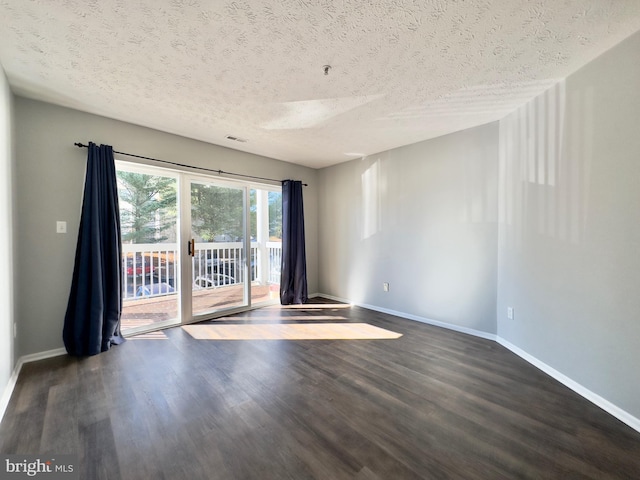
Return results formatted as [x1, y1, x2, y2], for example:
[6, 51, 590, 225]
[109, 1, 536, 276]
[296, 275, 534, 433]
[315, 292, 640, 434]
[0, 347, 67, 424]
[316, 293, 496, 341]
[309, 292, 349, 303]
[0, 361, 22, 424]
[360, 302, 498, 341]
[496, 338, 640, 433]
[19, 347, 66, 364]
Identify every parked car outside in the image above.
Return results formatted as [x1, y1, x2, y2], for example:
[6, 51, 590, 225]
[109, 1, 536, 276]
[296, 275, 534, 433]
[193, 274, 236, 289]
[135, 282, 175, 297]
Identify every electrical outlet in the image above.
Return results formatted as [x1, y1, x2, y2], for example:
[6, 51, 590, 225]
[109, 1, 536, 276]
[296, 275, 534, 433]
[507, 307, 514, 320]
[383, 282, 390, 292]
[56, 221, 67, 234]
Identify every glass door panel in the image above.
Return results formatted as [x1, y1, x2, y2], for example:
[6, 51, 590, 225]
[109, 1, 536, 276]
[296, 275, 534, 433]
[116, 165, 180, 335]
[250, 188, 282, 305]
[190, 180, 248, 317]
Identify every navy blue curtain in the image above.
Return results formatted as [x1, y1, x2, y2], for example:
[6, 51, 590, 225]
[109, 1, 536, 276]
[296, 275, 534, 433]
[280, 180, 308, 304]
[63, 143, 125, 356]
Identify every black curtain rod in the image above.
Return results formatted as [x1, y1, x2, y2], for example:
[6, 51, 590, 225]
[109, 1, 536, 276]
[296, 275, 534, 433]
[74, 142, 307, 186]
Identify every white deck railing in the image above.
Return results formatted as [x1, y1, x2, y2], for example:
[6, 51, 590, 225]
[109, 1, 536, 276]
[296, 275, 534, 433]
[122, 241, 281, 300]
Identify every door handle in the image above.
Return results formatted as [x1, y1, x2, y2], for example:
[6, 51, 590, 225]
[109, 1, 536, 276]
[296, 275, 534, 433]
[188, 239, 195, 257]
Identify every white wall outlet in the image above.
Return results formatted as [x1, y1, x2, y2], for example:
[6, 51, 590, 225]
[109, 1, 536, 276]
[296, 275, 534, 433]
[507, 307, 514, 320]
[56, 221, 67, 233]
[383, 282, 390, 292]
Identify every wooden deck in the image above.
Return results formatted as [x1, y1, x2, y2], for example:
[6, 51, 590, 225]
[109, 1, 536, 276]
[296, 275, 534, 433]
[121, 283, 275, 331]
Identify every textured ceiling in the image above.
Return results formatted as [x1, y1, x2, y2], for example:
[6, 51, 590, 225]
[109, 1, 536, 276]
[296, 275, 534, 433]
[1, 1, 640, 169]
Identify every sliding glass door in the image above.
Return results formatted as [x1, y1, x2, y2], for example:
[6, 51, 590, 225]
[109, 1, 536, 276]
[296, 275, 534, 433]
[116, 161, 282, 335]
[189, 179, 249, 318]
[116, 163, 181, 335]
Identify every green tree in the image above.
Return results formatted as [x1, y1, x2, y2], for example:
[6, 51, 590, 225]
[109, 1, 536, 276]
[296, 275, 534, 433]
[117, 171, 177, 244]
[268, 191, 282, 239]
[191, 184, 244, 241]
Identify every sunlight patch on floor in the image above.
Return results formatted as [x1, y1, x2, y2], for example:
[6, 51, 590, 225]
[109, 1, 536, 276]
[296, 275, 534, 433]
[182, 323, 401, 340]
[128, 330, 169, 340]
[269, 303, 352, 310]
[215, 315, 349, 321]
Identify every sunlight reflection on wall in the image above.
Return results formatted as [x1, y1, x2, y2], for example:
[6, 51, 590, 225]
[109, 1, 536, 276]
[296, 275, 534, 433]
[361, 159, 381, 240]
[499, 80, 593, 248]
[461, 137, 498, 225]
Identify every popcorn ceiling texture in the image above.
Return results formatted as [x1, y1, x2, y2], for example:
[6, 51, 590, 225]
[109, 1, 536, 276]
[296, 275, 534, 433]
[1, 0, 639, 168]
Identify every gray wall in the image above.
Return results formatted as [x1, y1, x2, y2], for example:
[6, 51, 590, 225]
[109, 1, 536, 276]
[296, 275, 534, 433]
[0, 64, 16, 406]
[318, 123, 499, 334]
[497, 30, 640, 418]
[14, 98, 319, 357]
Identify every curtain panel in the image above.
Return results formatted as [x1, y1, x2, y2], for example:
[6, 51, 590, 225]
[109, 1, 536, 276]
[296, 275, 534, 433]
[63, 143, 125, 356]
[280, 180, 308, 305]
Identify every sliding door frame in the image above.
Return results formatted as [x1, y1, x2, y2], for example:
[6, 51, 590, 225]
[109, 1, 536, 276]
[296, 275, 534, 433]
[180, 173, 253, 324]
[117, 156, 282, 335]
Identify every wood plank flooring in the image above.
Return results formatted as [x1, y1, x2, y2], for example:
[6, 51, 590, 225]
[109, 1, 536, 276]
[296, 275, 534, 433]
[2, 298, 639, 479]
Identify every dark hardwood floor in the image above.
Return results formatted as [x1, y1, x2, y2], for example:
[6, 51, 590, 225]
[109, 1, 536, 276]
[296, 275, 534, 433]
[2, 298, 640, 479]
